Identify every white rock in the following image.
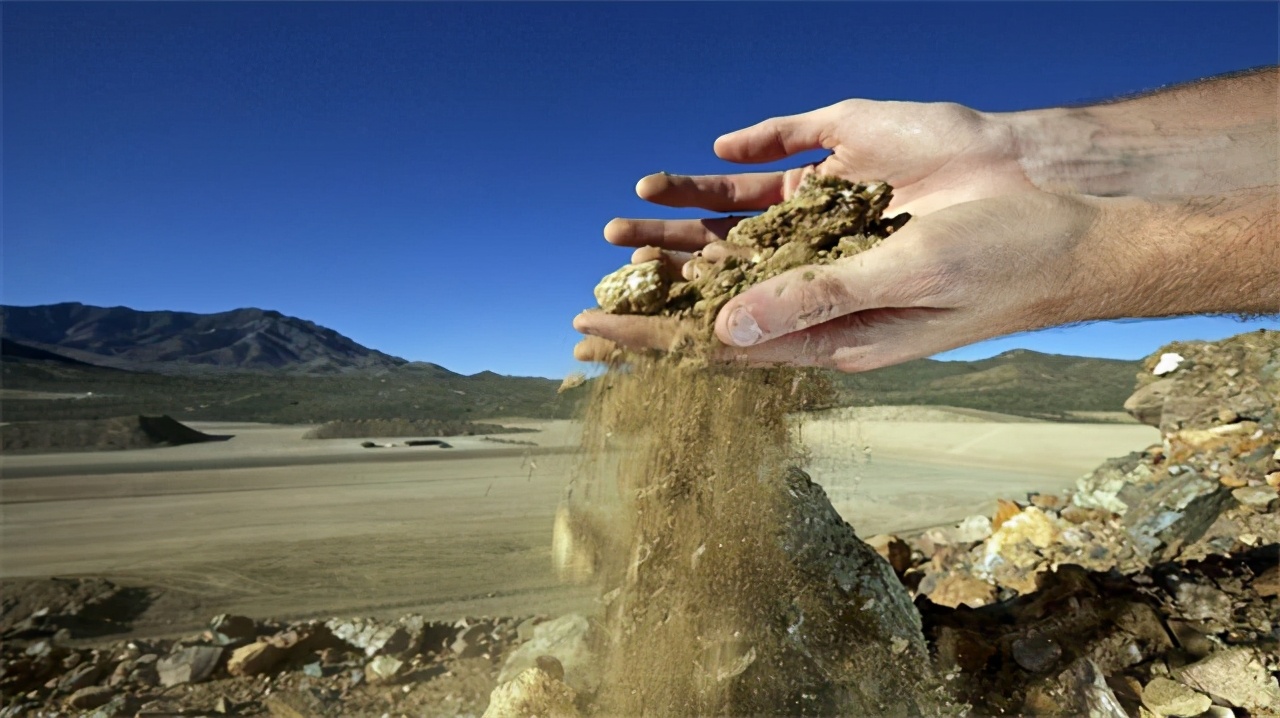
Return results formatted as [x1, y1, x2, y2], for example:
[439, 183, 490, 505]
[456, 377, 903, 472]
[1152, 353, 1185, 376]
[497, 614, 593, 691]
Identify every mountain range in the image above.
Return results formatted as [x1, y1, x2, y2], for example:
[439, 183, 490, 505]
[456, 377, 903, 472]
[1, 302, 1142, 423]
[0, 302, 405, 374]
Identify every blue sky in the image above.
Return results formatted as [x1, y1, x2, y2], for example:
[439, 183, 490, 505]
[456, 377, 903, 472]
[4, 2, 1276, 378]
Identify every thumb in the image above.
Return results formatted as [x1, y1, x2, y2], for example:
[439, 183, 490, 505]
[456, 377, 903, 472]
[714, 105, 834, 164]
[713, 239, 932, 347]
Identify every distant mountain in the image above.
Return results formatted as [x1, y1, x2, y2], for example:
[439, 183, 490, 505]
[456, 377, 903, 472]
[828, 349, 1139, 418]
[0, 303, 407, 374]
[0, 337, 101, 368]
[0, 302, 1141, 423]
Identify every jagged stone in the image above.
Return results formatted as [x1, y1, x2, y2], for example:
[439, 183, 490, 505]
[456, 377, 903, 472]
[1124, 379, 1173, 427]
[1232, 485, 1277, 509]
[65, 685, 114, 710]
[209, 614, 256, 645]
[918, 571, 997, 609]
[363, 655, 404, 685]
[497, 614, 593, 691]
[866, 534, 912, 576]
[59, 661, 105, 692]
[1054, 660, 1126, 711]
[1012, 635, 1062, 674]
[325, 616, 417, 657]
[226, 641, 283, 677]
[1173, 648, 1280, 712]
[1141, 677, 1212, 716]
[156, 646, 222, 687]
[484, 667, 580, 718]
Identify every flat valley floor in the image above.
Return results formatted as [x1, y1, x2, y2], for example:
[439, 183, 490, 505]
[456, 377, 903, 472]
[1, 411, 1157, 638]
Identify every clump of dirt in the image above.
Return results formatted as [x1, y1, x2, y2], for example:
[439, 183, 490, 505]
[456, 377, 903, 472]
[0, 415, 225, 454]
[562, 177, 944, 715]
[593, 175, 910, 336]
[302, 418, 531, 440]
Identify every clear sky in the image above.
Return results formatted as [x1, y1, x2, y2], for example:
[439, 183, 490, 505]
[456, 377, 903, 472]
[4, 2, 1277, 378]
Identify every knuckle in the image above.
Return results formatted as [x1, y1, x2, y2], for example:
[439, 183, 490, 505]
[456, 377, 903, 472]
[786, 271, 853, 329]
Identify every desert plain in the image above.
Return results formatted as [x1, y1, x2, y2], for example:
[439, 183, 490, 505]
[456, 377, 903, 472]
[1, 410, 1156, 638]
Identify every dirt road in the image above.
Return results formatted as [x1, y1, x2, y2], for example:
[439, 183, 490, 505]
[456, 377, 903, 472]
[1, 416, 1156, 637]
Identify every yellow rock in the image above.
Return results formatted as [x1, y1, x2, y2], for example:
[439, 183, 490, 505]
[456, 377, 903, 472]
[483, 667, 580, 718]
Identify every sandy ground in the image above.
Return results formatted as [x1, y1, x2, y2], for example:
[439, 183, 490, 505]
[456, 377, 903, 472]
[0, 412, 1157, 637]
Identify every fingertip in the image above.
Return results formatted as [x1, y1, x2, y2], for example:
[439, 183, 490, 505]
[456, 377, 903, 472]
[630, 246, 663, 264]
[603, 217, 630, 245]
[574, 336, 615, 362]
[635, 173, 672, 200]
[573, 310, 600, 333]
[712, 132, 739, 159]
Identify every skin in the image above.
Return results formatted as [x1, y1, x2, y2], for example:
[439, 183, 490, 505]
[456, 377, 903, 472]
[574, 67, 1279, 372]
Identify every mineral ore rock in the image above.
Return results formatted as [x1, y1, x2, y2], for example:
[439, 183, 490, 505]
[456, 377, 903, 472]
[591, 175, 910, 334]
[483, 667, 580, 718]
[593, 260, 668, 315]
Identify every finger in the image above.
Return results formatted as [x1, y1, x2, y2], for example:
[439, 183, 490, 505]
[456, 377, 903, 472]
[682, 242, 754, 281]
[573, 309, 691, 350]
[714, 105, 834, 164]
[605, 217, 746, 252]
[630, 245, 692, 270]
[723, 307, 959, 372]
[635, 172, 791, 212]
[574, 335, 621, 363]
[712, 226, 945, 347]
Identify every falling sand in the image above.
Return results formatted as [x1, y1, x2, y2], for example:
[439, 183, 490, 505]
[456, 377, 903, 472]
[557, 357, 951, 715]
[556, 177, 959, 714]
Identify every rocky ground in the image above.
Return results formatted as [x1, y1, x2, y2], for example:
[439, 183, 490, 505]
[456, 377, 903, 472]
[2, 332, 1276, 717]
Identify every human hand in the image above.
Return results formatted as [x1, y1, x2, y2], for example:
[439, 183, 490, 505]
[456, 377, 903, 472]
[576, 84, 1279, 370]
[575, 99, 1070, 371]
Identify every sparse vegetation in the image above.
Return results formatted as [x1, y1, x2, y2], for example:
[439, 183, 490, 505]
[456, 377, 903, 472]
[303, 418, 532, 440]
[1, 362, 586, 423]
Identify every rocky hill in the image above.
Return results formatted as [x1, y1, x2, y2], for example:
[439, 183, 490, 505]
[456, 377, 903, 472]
[0, 303, 406, 374]
[830, 349, 1139, 419]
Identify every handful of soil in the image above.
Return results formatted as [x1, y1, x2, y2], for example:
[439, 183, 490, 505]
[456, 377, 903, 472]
[592, 175, 910, 338]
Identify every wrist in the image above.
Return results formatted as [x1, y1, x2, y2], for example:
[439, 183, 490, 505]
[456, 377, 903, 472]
[998, 102, 1277, 198]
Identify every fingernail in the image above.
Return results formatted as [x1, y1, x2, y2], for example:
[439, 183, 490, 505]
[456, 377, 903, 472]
[727, 307, 763, 346]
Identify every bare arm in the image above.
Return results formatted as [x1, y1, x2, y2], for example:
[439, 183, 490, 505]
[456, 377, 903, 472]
[1009, 67, 1278, 197]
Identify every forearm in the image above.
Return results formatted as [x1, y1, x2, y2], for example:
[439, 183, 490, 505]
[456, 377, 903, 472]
[1002, 67, 1278, 197]
[1066, 188, 1279, 321]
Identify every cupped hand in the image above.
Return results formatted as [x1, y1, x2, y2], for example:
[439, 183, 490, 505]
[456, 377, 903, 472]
[574, 100, 1123, 370]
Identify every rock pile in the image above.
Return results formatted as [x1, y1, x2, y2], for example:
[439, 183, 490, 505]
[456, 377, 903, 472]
[3, 332, 1273, 716]
[882, 330, 1279, 716]
[0, 608, 575, 718]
